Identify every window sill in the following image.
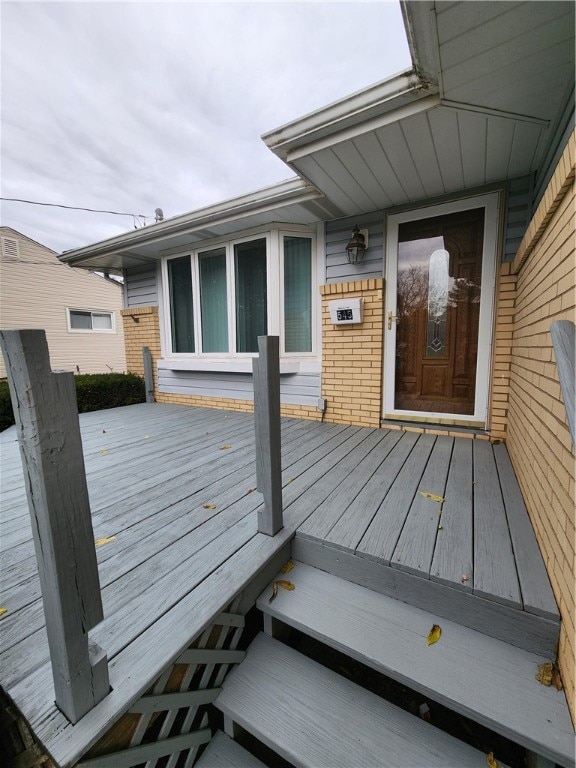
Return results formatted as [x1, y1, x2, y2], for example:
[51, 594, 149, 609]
[158, 359, 301, 374]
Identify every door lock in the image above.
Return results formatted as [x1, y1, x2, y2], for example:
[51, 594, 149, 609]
[387, 311, 399, 330]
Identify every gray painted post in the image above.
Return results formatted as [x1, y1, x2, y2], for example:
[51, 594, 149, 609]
[0, 329, 109, 723]
[142, 345, 155, 403]
[550, 320, 575, 448]
[252, 336, 283, 535]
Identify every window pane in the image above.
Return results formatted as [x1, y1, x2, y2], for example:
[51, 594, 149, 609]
[234, 239, 267, 353]
[283, 236, 312, 352]
[199, 248, 228, 353]
[92, 312, 113, 330]
[168, 256, 194, 352]
[70, 310, 92, 329]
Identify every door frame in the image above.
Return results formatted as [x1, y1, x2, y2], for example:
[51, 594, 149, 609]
[383, 192, 500, 427]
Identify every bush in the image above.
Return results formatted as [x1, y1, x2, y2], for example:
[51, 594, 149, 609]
[0, 373, 146, 431]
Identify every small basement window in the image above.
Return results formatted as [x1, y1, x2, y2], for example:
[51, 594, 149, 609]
[68, 309, 115, 332]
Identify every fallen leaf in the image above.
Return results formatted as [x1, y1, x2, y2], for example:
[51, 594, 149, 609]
[0, 608, 7, 617]
[281, 561, 295, 574]
[486, 752, 498, 768]
[246, 488, 255, 495]
[144, 435, 149, 439]
[95, 536, 116, 547]
[269, 582, 279, 603]
[419, 491, 444, 503]
[427, 624, 442, 646]
[438, 524, 443, 530]
[461, 574, 470, 583]
[203, 503, 217, 510]
[536, 661, 563, 690]
[220, 444, 232, 450]
[100, 449, 108, 455]
[102, 430, 106, 433]
[286, 478, 295, 484]
[275, 580, 295, 591]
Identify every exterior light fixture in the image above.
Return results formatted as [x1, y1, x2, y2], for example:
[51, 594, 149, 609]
[346, 226, 368, 264]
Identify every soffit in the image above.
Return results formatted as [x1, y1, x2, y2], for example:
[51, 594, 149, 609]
[272, 1, 574, 216]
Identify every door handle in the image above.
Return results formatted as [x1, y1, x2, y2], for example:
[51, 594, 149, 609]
[388, 311, 399, 330]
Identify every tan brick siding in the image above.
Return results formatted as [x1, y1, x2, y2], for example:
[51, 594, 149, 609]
[321, 279, 384, 428]
[488, 263, 518, 440]
[508, 131, 575, 720]
[121, 307, 161, 393]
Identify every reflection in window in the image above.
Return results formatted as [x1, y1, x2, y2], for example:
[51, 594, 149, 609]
[284, 236, 312, 352]
[426, 248, 449, 356]
[199, 248, 228, 353]
[168, 256, 194, 353]
[234, 239, 267, 353]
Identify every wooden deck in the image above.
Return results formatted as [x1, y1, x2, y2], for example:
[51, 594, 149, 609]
[0, 403, 560, 766]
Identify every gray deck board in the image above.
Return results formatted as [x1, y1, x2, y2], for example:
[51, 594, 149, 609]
[473, 440, 521, 607]
[217, 632, 504, 768]
[430, 438, 474, 590]
[391, 437, 453, 577]
[320, 430, 420, 551]
[0, 403, 561, 766]
[196, 731, 267, 768]
[356, 433, 436, 563]
[257, 563, 575, 767]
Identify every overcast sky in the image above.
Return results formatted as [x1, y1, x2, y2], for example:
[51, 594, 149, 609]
[1, 1, 411, 254]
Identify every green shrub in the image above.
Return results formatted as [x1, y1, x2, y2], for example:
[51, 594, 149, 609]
[0, 373, 146, 431]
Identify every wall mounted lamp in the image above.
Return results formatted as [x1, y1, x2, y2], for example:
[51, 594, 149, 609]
[346, 226, 368, 264]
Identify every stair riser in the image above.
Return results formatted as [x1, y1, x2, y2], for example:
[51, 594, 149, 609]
[293, 537, 559, 657]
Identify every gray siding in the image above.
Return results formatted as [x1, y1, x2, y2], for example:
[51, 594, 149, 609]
[125, 264, 158, 307]
[158, 368, 321, 407]
[503, 175, 533, 263]
[325, 212, 384, 283]
[533, 90, 575, 210]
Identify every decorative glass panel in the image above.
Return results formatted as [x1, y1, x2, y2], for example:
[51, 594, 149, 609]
[199, 248, 228, 353]
[168, 256, 194, 353]
[283, 236, 312, 353]
[234, 239, 267, 353]
[426, 249, 449, 356]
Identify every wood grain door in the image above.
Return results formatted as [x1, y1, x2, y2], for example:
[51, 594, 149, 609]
[384, 196, 498, 424]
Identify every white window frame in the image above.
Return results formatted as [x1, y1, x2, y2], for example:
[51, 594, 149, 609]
[161, 226, 319, 363]
[67, 308, 116, 333]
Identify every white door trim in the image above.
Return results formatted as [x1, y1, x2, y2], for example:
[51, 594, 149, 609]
[383, 192, 500, 425]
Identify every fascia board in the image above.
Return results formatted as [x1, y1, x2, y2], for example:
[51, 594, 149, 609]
[59, 178, 323, 265]
[262, 69, 437, 160]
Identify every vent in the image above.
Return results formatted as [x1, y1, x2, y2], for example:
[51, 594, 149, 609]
[1, 237, 20, 260]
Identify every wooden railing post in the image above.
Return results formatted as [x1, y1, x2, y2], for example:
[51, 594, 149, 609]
[0, 330, 109, 723]
[142, 345, 155, 403]
[252, 336, 283, 535]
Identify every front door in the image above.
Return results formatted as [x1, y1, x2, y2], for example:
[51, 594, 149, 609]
[384, 194, 499, 426]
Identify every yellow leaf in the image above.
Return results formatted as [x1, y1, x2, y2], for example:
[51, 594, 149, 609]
[427, 624, 442, 645]
[286, 477, 295, 484]
[0, 608, 7, 617]
[269, 582, 279, 603]
[95, 536, 116, 547]
[100, 449, 108, 455]
[418, 491, 444, 503]
[486, 752, 498, 768]
[220, 444, 232, 450]
[461, 574, 470, 583]
[203, 503, 217, 510]
[275, 580, 295, 591]
[536, 661, 563, 689]
[144, 435, 149, 439]
[281, 561, 295, 574]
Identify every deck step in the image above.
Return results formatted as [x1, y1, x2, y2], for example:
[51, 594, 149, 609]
[257, 562, 575, 768]
[216, 632, 509, 768]
[196, 731, 266, 767]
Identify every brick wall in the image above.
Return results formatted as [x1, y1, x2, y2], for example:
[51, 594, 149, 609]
[507, 131, 575, 720]
[121, 307, 161, 393]
[321, 279, 384, 428]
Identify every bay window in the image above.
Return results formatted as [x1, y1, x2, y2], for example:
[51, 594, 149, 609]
[163, 230, 315, 359]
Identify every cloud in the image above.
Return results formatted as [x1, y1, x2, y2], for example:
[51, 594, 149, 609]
[1, 1, 411, 253]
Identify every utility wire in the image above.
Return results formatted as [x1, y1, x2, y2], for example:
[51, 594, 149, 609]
[0, 196, 149, 224]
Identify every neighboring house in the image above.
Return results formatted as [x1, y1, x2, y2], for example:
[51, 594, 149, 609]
[0, 227, 126, 378]
[60, 1, 575, 721]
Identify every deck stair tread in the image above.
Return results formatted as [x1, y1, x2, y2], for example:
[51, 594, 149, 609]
[196, 731, 267, 768]
[256, 562, 575, 768]
[216, 632, 510, 768]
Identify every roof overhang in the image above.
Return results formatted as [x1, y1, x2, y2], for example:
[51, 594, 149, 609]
[59, 178, 338, 272]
